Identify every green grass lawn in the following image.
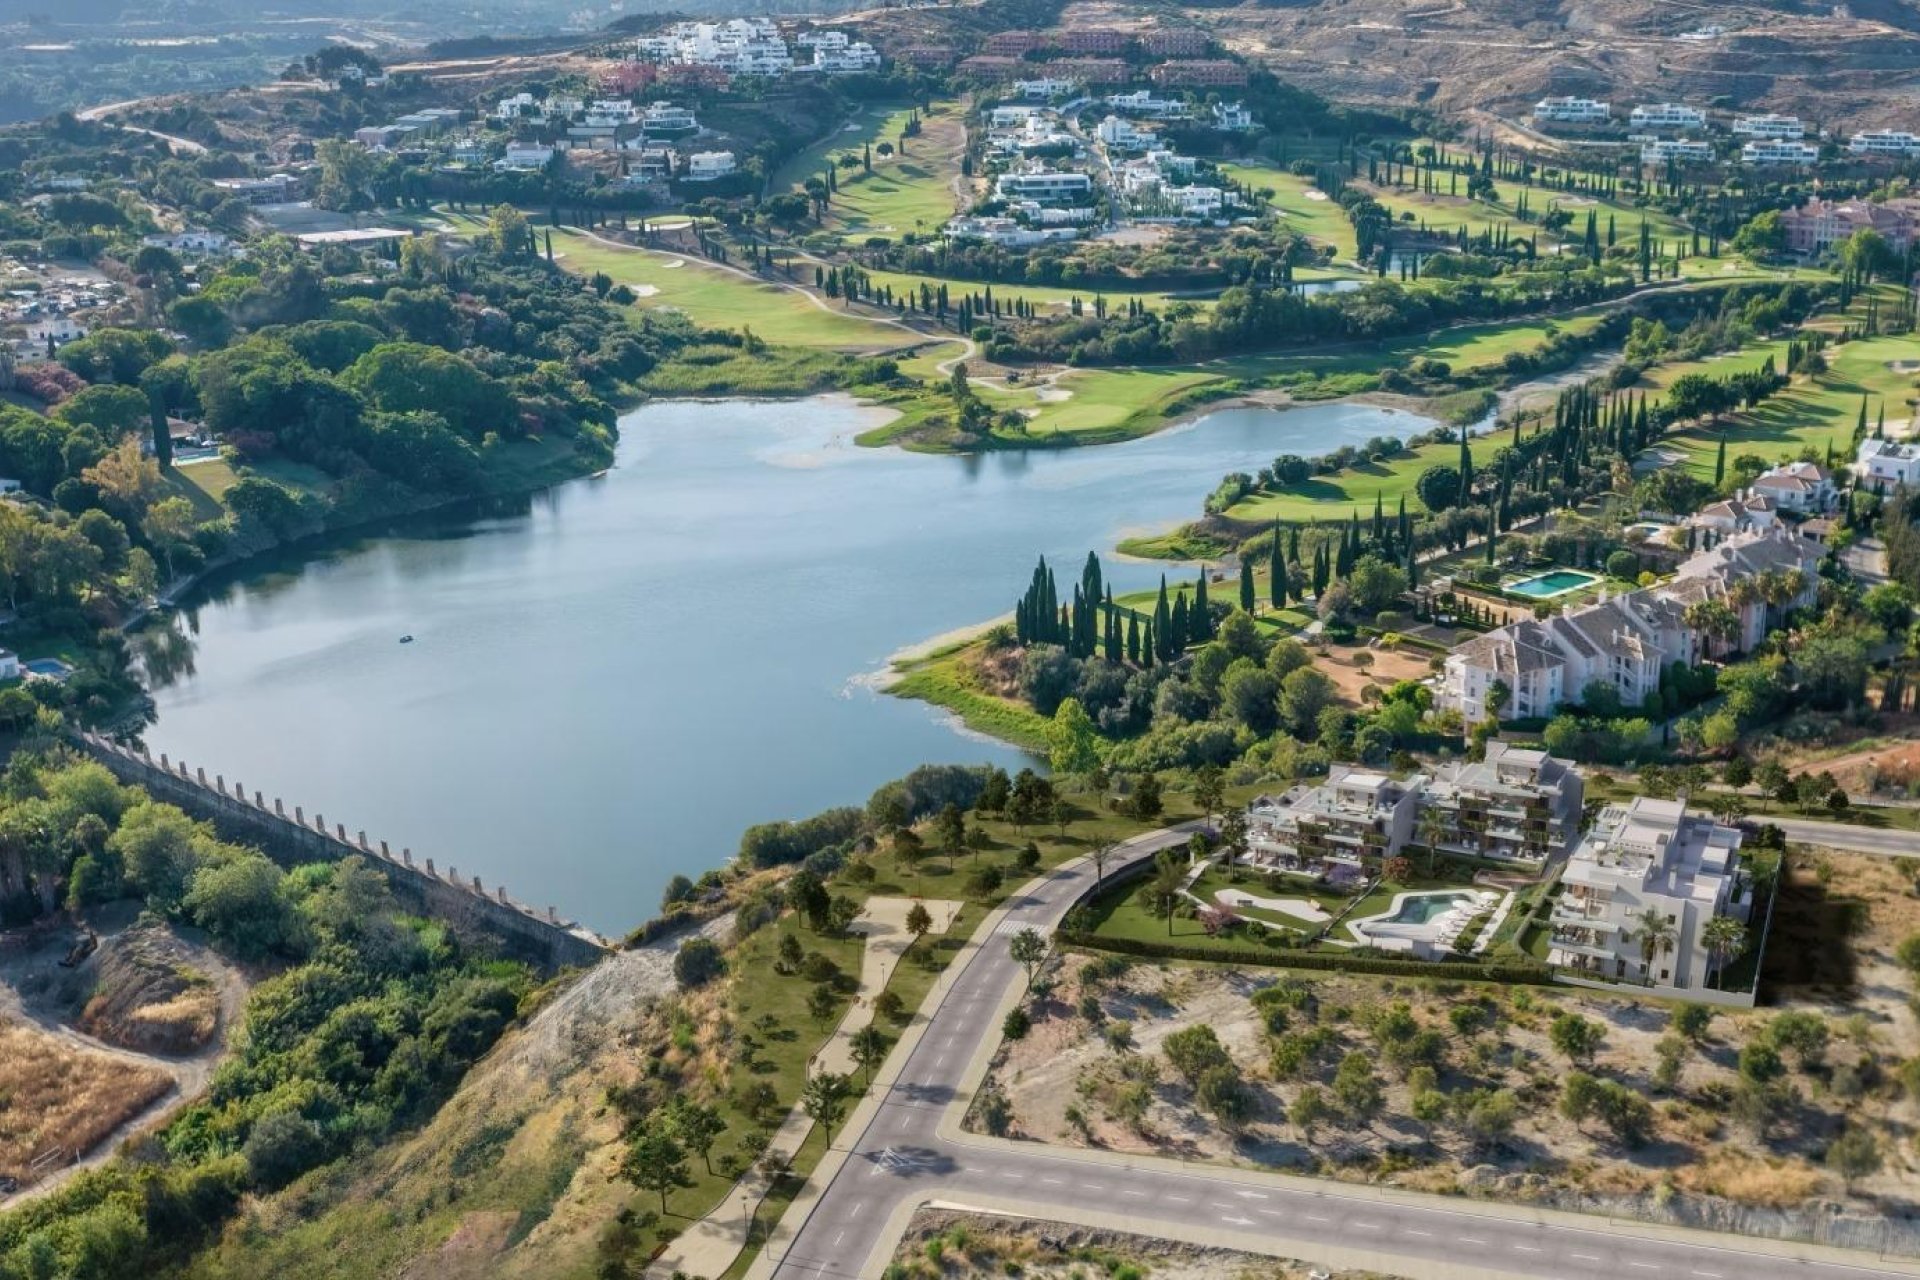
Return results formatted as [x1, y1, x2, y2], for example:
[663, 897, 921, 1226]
[813, 104, 965, 243]
[1224, 421, 1517, 524]
[1651, 334, 1920, 479]
[1218, 163, 1360, 261]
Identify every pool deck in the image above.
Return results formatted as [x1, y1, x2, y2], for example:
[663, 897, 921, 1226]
[1504, 569, 1603, 600]
[1347, 888, 1506, 955]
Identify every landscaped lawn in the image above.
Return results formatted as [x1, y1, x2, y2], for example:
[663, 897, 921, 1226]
[1217, 162, 1360, 261]
[1651, 334, 1920, 478]
[1224, 424, 1516, 524]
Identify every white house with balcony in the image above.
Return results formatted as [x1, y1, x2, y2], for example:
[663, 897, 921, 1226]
[642, 102, 699, 134]
[993, 169, 1093, 204]
[1244, 768, 1424, 880]
[1640, 138, 1713, 165]
[1733, 113, 1804, 140]
[495, 144, 556, 172]
[1107, 89, 1188, 119]
[1747, 459, 1836, 513]
[1213, 101, 1255, 131]
[1630, 102, 1707, 131]
[1851, 129, 1920, 158]
[1548, 797, 1755, 998]
[943, 216, 1080, 247]
[1857, 437, 1920, 488]
[1742, 139, 1819, 166]
[1013, 77, 1078, 99]
[683, 150, 737, 181]
[1097, 114, 1156, 150]
[1533, 96, 1611, 125]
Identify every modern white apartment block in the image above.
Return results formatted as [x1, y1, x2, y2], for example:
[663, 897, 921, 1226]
[1857, 437, 1920, 488]
[1742, 139, 1820, 166]
[1423, 743, 1586, 864]
[1244, 767, 1425, 877]
[943, 216, 1081, 246]
[809, 40, 881, 72]
[1850, 129, 1920, 158]
[993, 170, 1094, 203]
[1107, 90, 1189, 119]
[1096, 114, 1156, 150]
[496, 144, 556, 171]
[642, 103, 699, 134]
[1732, 113, 1805, 140]
[641, 19, 794, 75]
[1212, 101, 1255, 131]
[1441, 527, 1821, 723]
[1533, 96, 1611, 125]
[1159, 184, 1228, 217]
[1013, 77, 1078, 99]
[1640, 138, 1714, 165]
[683, 150, 738, 180]
[1548, 797, 1755, 996]
[1630, 102, 1708, 131]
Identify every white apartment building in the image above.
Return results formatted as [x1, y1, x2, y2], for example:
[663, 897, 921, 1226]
[1733, 113, 1805, 140]
[1549, 797, 1755, 996]
[993, 170, 1094, 203]
[1533, 96, 1611, 125]
[1742, 139, 1820, 166]
[1107, 90, 1189, 119]
[1160, 184, 1228, 217]
[642, 103, 699, 134]
[495, 144, 556, 172]
[809, 41, 881, 72]
[1213, 101, 1255, 131]
[1442, 526, 1820, 722]
[494, 91, 538, 121]
[943, 216, 1081, 247]
[655, 19, 793, 75]
[683, 150, 738, 180]
[1640, 138, 1714, 165]
[1857, 437, 1920, 488]
[989, 105, 1042, 129]
[1013, 77, 1078, 100]
[1850, 129, 1920, 158]
[1630, 102, 1708, 131]
[1244, 767, 1425, 878]
[1422, 743, 1586, 864]
[1097, 114, 1156, 150]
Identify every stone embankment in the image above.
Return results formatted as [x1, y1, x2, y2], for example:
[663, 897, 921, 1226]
[75, 733, 611, 973]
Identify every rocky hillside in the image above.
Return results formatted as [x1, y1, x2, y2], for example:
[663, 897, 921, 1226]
[1114, 0, 1920, 131]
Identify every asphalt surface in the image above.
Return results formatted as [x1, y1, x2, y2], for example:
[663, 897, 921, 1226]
[1762, 816, 1920, 859]
[763, 825, 1914, 1280]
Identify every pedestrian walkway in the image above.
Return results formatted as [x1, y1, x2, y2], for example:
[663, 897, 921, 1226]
[647, 896, 962, 1280]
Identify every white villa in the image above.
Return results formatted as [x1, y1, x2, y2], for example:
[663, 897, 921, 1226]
[1851, 129, 1920, 158]
[1733, 113, 1805, 140]
[1533, 97, 1611, 125]
[1097, 115, 1157, 150]
[1858, 437, 1920, 488]
[1748, 460, 1837, 513]
[1013, 77, 1078, 99]
[1107, 90, 1189, 119]
[683, 150, 738, 181]
[943, 217, 1080, 247]
[1442, 526, 1822, 723]
[993, 170, 1093, 203]
[1630, 102, 1708, 131]
[1212, 101, 1255, 131]
[1742, 140, 1820, 166]
[1548, 797, 1755, 997]
[642, 103, 700, 134]
[1640, 138, 1713, 165]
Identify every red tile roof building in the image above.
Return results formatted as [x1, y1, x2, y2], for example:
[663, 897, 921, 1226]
[958, 55, 1024, 79]
[1051, 28, 1129, 54]
[1779, 196, 1920, 255]
[1044, 58, 1130, 83]
[983, 30, 1045, 56]
[1141, 28, 1209, 56]
[1149, 59, 1248, 87]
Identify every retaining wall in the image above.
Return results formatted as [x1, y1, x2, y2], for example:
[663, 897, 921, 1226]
[75, 733, 611, 973]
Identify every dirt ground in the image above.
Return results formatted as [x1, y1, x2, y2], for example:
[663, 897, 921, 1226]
[985, 879, 1920, 1229]
[0, 909, 247, 1201]
[1315, 643, 1437, 705]
[0, 1020, 171, 1182]
[893, 1207, 1403, 1280]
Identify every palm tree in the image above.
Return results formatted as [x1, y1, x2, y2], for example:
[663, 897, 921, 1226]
[1417, 805, 1449, 875]
[1701, 916, 1749, 990]
[1683, 600, 1740, 659]
[1630, 907, 1678, 984]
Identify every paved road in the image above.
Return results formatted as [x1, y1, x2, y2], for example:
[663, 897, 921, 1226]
[762, 826, 1915, 1280]
[1765, 816, 1920, 859]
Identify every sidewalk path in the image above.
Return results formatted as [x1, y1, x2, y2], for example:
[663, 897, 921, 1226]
[647, 896, 961, 1280]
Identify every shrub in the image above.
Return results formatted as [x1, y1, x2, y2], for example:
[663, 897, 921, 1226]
[674, 937, 726, 988]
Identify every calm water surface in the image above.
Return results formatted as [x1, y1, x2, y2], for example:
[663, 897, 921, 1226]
[142, 396, 1430, 933]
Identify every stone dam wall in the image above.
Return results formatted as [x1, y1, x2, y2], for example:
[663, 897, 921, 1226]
[75, 733, 612, 973]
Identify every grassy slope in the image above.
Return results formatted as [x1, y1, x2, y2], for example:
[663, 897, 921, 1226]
[1216, 163, 1359, 261]
[1653, 334, 1920, 479]
[810, 104, 966, 243]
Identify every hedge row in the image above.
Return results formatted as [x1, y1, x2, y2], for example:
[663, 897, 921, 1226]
[1054, 929, 1556, 986]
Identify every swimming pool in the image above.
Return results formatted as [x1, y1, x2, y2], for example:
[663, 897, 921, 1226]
[1383, 891, 1477, 924]
[1506, 569, 1601, 599]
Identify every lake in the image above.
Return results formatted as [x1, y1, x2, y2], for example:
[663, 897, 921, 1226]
[141, 395, 1432, 934]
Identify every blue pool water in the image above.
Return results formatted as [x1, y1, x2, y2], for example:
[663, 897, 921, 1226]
[1507, 569, 1601, 599]
[1386, 892, 1476, 924]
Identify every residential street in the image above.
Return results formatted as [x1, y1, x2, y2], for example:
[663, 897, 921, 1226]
[1763, 816, 1920, 859]
[749, 824, 1918, 1280]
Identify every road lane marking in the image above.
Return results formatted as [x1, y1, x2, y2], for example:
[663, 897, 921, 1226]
[1405, 1230, 1433, 1237]
[1512, 1245, 1542, 1253]
[1456, 1237, 1486, 1245]
[1691, 1272, 1722, 1278]
[1571, 1254, 1601, 1263]
[1000, 1172, 1024, 1181]
[1041, 1177, 1064, 1185]
[1304, 1214, 1329, 1223]
[1081, 1183, 1106, 1192]
[1351, 1221, 1381, 1230]
[1123, 1190, 1149, 1199]
[833, 1231, 844, 1247]
[1233, 1190, 1268, 1200]
[1165, 1195, 1193, 1204]
[850, 1203, 865, 1218]
[1626, 1265, 1659, 1272]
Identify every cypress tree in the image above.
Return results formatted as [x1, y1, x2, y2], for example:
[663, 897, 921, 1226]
[1153, 577, 1171, 659]
[1170, 593, 1189, 655]
[1458, 431, 1474, 499]
[1143, 619, 1156, 668]
[1127, 613, 1140, 664]
[1313, 543, 1329, 597]
[1269, 522, 1285, 608]
[1240, 555, 1255, 613]
[1193, 572, 1213, 640]
[1713, 434, 1726, 487]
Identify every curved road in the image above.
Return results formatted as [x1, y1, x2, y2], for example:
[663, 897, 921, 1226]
[754, 825, 1916, 1280]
